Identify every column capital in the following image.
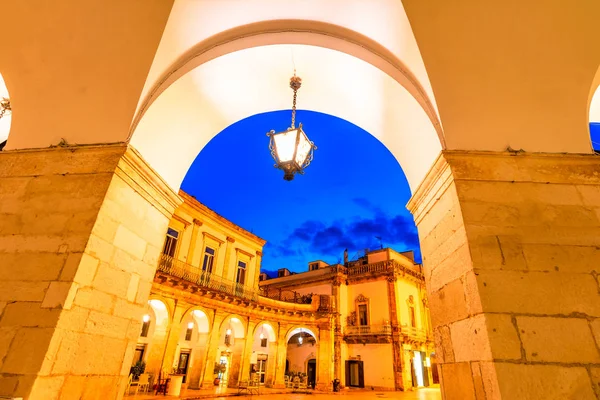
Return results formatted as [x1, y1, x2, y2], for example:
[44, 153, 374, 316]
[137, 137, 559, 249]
[226, 236, 236, 243]
[193, 218, 203, 226]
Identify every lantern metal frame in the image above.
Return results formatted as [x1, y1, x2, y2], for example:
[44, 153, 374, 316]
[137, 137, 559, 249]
[267, 74, 317, 181]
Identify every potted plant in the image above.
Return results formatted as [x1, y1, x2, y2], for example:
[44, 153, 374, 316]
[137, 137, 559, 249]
[213, 362, 226, 385]
[130, 361, 146, 380]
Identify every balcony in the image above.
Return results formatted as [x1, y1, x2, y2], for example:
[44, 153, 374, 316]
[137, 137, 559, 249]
[343, 324, 392, 344]
[156, 254, 311, 305]
[345, 324, 392, 335]
[345, 259, 424, 282]
[400, 325, 431, 343]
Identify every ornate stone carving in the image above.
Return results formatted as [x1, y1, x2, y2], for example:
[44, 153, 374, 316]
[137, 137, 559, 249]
[408, 295, 415, 305]
[356, 294, 368, 303]
[386, 274, 397, 283]
[226, 236, 236, 243]
[346, 311, 357, 327]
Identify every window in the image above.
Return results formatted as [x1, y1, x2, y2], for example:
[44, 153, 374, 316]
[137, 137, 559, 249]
[358, 304, 368, 326]
[140, 319, 151, 337]
[309, 263, 319, 271]
[133, 345, 146, 365]
[202, 247, 215, 273]
[236, 261, 246, 285]
[185, 327, 193, 341]
[278, 270, 285, 277]
[260, 338, 268, 347]
[409, 306, 416, 328]
[162, 228, 179, 257]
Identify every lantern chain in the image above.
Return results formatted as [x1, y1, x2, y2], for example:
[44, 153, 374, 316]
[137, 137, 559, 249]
[290, 75, 302, 129]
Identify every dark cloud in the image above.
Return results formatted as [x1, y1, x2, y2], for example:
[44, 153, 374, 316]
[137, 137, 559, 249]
[271, 211, 420, 263]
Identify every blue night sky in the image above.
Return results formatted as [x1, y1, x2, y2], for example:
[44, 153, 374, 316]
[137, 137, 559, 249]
[181, 110, 420, 276]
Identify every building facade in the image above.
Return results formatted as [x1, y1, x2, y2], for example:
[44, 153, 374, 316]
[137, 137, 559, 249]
[260, 249, 436, 391]
[135, 191, 433, 393]
[136, 191, 335, 392]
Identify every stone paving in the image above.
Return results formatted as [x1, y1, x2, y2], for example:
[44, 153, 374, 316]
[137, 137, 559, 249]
[127, 387, 441, 400]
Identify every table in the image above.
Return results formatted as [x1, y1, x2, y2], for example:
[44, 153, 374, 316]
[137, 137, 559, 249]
[166, 374, 184, 396]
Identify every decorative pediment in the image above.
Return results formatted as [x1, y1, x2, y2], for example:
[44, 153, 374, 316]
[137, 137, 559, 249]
[356, 294, 368, 303]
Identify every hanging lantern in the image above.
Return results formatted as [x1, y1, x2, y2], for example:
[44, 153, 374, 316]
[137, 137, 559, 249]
[267, 74, 317, 181]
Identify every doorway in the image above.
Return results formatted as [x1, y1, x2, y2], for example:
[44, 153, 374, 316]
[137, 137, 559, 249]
[178, 350, 191, 383]
[256, 354, 267, 384]
[307, 359, 316, 389]
[345, 360, 364, 388]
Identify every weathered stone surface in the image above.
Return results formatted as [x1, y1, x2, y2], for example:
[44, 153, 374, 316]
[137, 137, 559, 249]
[429, 278, 469, 327]
[495, 363, 596, 400]
[516, 316, 600, 363]
[440, 362, 476, 400]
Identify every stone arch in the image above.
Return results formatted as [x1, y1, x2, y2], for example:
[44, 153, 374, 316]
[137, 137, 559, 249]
[220, 315, 246, 339]
[130, 20, 442, 143]
[147, 297, 171, 330]
[285, 326, 318, 344]
[253, 322, 277, 343]
[179, 306, 211, 334]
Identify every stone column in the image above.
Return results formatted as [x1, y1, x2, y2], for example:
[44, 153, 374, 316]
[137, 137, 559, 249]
[186, 334, 208, 389]
[158, 302, 185, 375]
[186, 219, 202, 267]
[272, 323, 289, 388]
[331, 277, 343, 384]
[200, 311, 227, 387]
[0, 144, 180, 400]
[254, 251, 263, 289]
[407, 151, 600, 400]
[315, 324, 334, 391]
[386, 273, 405, 391]
[239, 320, 258, 382]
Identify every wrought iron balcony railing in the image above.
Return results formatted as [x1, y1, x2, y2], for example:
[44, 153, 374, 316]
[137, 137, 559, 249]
[400, 326, 429, 340]
[346, 259, 423, 280]
[345, 324, 392, 335]
[157, 254, 311, 304]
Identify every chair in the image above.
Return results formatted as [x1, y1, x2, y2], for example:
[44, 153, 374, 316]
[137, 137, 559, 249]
[154, 371, 170, 396]
[125, 374, 139, 395]
[137, 373, 150, 393]
[298, 377, 308, 390]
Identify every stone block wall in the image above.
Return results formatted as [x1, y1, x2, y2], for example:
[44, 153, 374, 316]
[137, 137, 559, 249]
[408, 151, 600, 400]
[0, 145, 179, 399]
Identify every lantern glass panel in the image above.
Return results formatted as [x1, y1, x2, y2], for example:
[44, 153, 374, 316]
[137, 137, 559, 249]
[272, 129, 299, 163]
[295, 128, 312, 166]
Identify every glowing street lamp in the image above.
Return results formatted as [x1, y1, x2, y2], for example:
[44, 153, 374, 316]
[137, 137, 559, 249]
[267, 74, 317, 181]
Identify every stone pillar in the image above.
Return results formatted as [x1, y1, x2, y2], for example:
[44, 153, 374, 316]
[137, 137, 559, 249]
[186, 334, 208, 389]
[253, 251, 263, 289]
[239, 321, 258, 382]
[272, 323, 289, 388]
[331, 277, 343, 384]
[386, 273, 405, 391]
[200, 311, 227, 387]
[186, 219, 202, 267]
[158, 302, 185, 375]
[407, 151, 600, 400]
[315, 324, 334, 391]
[222, 237, 235, 281]
[0, 144, 179, 400]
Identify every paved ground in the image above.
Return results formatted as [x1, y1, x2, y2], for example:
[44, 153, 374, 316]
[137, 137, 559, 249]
[130, 387, 441, 400]
[221, 389, 441, 400]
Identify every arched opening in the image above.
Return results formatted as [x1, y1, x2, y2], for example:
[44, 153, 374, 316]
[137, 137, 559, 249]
[133, 299, 171, 381]
[212, 316, 246, 387]
[174, 308, 211, 385]
[285, 327, 318, 389]
[0, 73, 11, 150]
[248, 323, 277, 385]
[589, 80, 600, 151]
[130, 43, 442, 194]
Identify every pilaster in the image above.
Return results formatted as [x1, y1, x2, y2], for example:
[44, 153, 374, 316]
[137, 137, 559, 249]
[407, 150, 600, 400]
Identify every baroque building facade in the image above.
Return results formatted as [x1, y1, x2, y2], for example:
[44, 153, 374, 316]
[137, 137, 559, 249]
[135, 191, 433, 393]
[260, 248, 436, 391]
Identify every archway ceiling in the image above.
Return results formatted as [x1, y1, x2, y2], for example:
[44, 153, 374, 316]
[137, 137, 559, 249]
[131, 44, 441, 192]
[403, 0, 600, 153]
[138, 0, 437, 117]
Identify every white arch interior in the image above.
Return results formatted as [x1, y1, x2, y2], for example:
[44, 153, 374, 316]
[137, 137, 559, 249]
[0, 73, 11, 144]
[131, 44, 441, 192]
[225, 317, 245, 339]
[255, 323, 276, 342]
[590, 88, 600, 123]
[139, 0, 436, 117]
[192, 309, 210, 333]
[149, 299, 169, 329]
[286, 327, 317, 343]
